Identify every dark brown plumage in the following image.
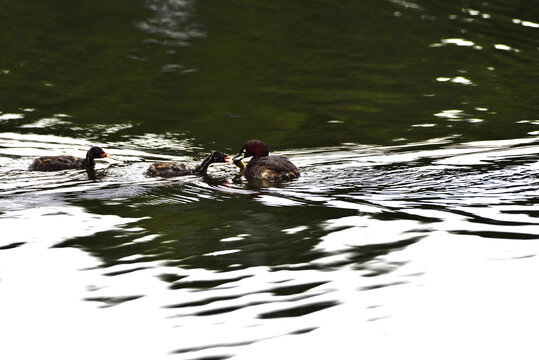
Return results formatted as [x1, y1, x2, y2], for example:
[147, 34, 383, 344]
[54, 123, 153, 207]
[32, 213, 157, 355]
[147, 151, 231, 178]
[29, 146, 110, 171]
[233, 140, 300, 181]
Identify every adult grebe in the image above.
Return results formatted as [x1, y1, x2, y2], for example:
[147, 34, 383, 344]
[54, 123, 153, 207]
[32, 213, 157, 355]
[232, 140, 299, 181]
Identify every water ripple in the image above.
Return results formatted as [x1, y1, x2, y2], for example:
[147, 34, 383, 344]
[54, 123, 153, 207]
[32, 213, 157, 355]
[1, 132, 539, 359]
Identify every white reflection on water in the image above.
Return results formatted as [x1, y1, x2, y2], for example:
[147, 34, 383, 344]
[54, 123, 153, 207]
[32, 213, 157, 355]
[0, 113, 25, 120]
[0, 206, 176, 359]
[513, 18, 539, 28]
[137, 0, 205, 47]
[232, 237, 539, 360]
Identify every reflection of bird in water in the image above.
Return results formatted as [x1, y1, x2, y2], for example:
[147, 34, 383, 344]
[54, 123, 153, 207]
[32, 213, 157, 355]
[147, 151, 232, 178]
[30, 146, 110, 171]
[233, 140, 300, 181]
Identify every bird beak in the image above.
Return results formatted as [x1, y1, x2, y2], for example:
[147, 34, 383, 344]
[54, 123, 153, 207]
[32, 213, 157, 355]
[224, 156, 233, 164]
[101, 153, 110, 158]
[232, 152, 244, 162]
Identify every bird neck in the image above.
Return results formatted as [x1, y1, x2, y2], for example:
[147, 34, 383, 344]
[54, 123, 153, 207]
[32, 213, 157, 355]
[85, 153, 95, 167]
[193, 153, 214, 174]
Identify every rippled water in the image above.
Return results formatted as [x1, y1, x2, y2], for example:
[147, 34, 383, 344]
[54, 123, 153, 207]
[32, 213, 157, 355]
[1, 131, 538, 359]
[1, 0, 539, 359]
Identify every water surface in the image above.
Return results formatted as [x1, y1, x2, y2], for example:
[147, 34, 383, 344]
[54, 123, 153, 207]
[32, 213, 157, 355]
[1, 0, 539, 359]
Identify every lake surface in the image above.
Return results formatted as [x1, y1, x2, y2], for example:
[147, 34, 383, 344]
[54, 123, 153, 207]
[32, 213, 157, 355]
[1, 1, 539, 359]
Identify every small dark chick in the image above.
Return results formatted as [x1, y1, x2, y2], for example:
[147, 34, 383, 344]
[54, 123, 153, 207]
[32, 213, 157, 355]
[30, 146, 110, 171]
[147, 151, 231, 178]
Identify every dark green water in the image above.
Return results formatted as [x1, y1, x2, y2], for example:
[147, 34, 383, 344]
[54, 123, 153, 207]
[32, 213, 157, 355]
[1, 1, 539, 359]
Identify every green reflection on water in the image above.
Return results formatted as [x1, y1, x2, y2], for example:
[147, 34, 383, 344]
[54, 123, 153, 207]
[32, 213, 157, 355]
[1, 0, 538, 152]
[56, 190, 355, 271]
